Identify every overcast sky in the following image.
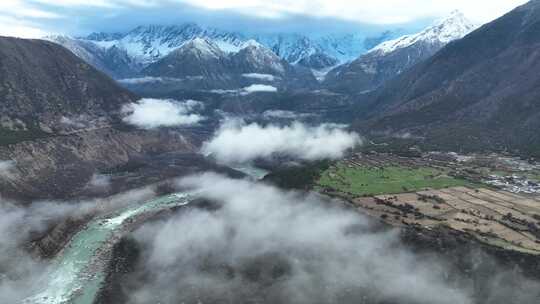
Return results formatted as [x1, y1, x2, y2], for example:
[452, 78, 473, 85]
[0, 0, 529, 38]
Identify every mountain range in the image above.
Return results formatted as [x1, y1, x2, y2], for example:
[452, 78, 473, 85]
[46, 23, 410, 79]
[45, 12, 473, 94]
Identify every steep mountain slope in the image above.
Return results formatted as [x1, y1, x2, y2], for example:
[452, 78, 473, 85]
[46, 36, 143, 79]
[324, 11, 476, 93]
[297, 53, 339, 70]
[359, 0, 540, 156]
[0, 36, 134, 135]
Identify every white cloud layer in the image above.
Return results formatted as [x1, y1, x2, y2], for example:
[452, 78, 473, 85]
[122, 98, 204, 129]
[242, 84, 278, 94]
[118, 76, 186, 85]
[210, 84, 278, 95]
[128, 173, 474, 304]
[118, 76, 166, 85]
[262, 110, 305, 119]
[87, 173, 111, 190]
[202, 120, 361, 164]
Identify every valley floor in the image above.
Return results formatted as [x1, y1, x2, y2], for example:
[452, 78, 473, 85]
[312, 151, 540, 255]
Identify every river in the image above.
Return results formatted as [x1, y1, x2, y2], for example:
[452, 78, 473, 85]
[23, 193, 194, 304]
[23, 166, 265, 304]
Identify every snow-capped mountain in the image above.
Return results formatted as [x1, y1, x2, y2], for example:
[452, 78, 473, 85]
[323, 10, 477, 93]
[252, 32, 370, 65]
[143, 38, 230, 78]
[370, 10, 477, 55]
[93, 23, 247, 66]
[48, 22, 407, 80]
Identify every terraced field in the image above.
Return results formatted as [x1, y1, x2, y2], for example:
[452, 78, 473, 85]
[312, 152, 540, 254]
[353, 187, 540, 254]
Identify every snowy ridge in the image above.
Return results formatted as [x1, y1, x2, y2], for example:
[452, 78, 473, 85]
[370, 10, 477, 55]
[54, 23, 403, 69]
[252, 32, 369, 64]
[174, 37, 225, 59]
[95, 23, 246, 65]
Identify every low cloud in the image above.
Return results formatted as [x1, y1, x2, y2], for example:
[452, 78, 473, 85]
[242, 73, 278, 81]
[118, 76, 166, 85]
[122, 98, 204, 129]
[60, 116, 87, 128]
[242, 84, 278, 94]
[262, 110, 311, 119]
[127, 173, 473, 304]
[202, 120, 361, 164]
[210, 84, 278, 95]
[118, 76, 186, 85]
[0, 160, 16, 179]
[86, 173, 111, 191]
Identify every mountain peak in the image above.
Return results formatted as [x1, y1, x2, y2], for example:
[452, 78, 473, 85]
[430, 10, 476, 43]
[435, 10, 470, 29]
[177, 37, 224, 59]
[370, 10, 476, 55]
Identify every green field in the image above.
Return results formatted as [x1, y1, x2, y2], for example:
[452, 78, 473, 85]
[527, 172, 540, 182]
[317, 163, 473, 197]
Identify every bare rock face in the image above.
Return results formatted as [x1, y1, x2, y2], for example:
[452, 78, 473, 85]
[0, 128, 198, 200]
